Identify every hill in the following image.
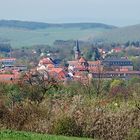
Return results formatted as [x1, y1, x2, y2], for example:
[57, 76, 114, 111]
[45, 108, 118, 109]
[93, 24, 140, 43]
[1, 20, 140, 47]
[0, 20, 116, 48]
[0, 20, 116, 30]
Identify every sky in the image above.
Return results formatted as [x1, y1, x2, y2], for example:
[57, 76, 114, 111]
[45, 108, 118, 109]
[0, 0, 140, 26]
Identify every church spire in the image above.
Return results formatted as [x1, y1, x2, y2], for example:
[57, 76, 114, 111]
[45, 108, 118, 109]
[74, 40, 81, 60]
[76, 40, 80, 52]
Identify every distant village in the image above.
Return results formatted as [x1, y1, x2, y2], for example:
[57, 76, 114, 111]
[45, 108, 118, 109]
[0, 40, 140, 84]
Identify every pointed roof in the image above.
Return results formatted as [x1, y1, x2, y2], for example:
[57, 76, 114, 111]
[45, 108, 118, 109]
[76, 40, 80, 52]
[79, 57, 87, 63]
[74, 40, 80, 52]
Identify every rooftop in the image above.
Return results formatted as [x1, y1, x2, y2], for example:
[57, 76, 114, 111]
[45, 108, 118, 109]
[103, 57, 131, 62]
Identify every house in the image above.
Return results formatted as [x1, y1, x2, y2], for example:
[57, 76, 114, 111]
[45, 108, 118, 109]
[38, 57, 54, 66]
[37, 57, 67, 81]
[49, 68, 66, 81]
[0, 58, 16, 68]
[0, 73, 20, 83]
[112, 48, 122, 53]
[98, 48, 108, 59]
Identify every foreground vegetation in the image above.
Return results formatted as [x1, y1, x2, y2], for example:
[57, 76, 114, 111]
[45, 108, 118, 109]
[0, 130, 92, 140]
[0, 77, 140, 140]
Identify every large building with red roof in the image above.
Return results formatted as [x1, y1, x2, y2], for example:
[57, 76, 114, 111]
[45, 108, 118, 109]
[68, 57, 102, 73]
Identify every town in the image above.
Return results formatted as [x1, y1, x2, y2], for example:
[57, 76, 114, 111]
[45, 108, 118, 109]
[0, 40, 140, 84]
[0, 0, 140, 138]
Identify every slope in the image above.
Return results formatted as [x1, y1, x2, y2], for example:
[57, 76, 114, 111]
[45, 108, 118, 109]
[0, 20, 116, 48]
[93, 24, 140, 43]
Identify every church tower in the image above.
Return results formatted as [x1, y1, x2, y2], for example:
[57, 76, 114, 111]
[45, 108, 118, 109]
[73, 40, 81, 60]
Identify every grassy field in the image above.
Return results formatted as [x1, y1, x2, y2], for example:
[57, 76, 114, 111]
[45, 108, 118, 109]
[0, 130, 93, 140]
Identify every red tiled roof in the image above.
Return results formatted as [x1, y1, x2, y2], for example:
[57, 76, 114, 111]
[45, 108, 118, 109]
[51, 68, 64, 74]
[0, 58, 16, 61]
[49, 68, 66, 80]
[0, 74, 19, 81]
[113, 48, 122, 52]
[88, 60, 101, 65]
[47, 64, 55, 69]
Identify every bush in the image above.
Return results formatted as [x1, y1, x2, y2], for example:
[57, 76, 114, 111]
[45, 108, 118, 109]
[52, 116, 83, 137]
[126, 128, 140, 140]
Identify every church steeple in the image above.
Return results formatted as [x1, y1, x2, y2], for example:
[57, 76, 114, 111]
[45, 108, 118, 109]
[74, 40, 81, 60]
[76, 40, 80, 52]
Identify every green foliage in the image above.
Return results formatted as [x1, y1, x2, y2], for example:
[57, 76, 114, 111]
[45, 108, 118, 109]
[53, 116, 83, 137]
[0, 83, 22, 106]
[126, 128, 140, 140]
[0, 77, 140, 140]
[128, 77, 140, 85]
[102, 80, 112, 92]
[110, 79, 125, 89]
[131, 56, 140, 70]
[0, 130, 91, 140]
[85, 46, 101, 60]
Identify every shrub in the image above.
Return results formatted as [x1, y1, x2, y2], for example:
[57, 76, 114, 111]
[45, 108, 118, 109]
[52, 116, 83, 137]
[126, 128, 140, 140]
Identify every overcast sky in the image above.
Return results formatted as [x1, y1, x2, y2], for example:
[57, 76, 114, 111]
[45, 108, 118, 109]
[0, 0, 140, 26]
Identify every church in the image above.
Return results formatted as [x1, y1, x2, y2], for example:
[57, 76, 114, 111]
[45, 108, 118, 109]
[67, 40, 103, 73]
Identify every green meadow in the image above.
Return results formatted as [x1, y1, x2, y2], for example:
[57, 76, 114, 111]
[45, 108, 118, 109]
[0, 130, 92, 140]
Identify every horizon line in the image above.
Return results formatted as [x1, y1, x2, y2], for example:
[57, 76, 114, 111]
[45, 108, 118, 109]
[0, 18, 140, 27]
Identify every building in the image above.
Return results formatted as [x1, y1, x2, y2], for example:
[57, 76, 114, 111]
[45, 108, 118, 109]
[102, 58, 133, 71]
[111, 48, 122, 53]
[92, 71, 140, 79]
[68, 40, 103, 74]
[68, 57, 102, 73]
[37, 57, 66, 81]
[49, 68, 66, 80]
[0, 58, 16, 68]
